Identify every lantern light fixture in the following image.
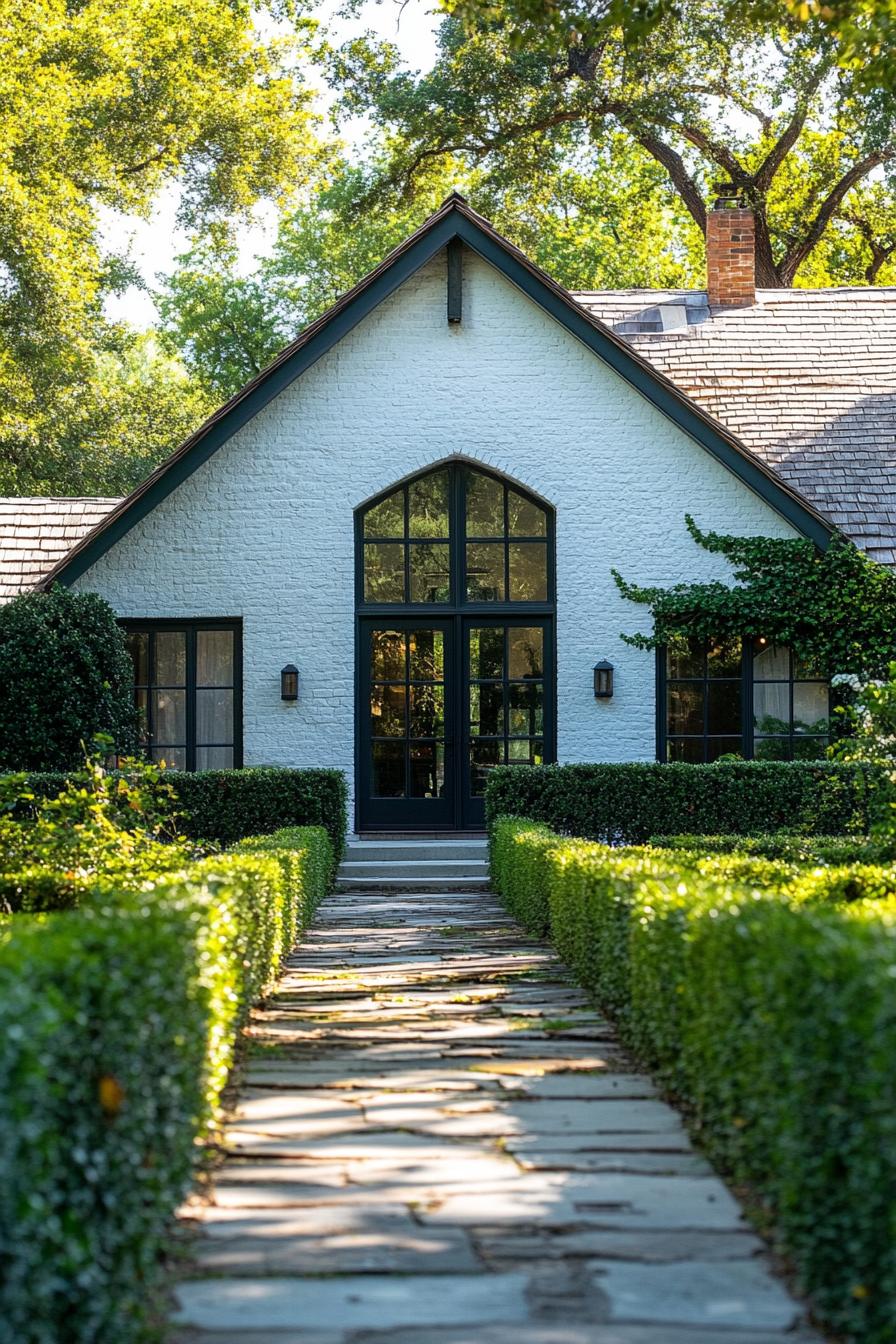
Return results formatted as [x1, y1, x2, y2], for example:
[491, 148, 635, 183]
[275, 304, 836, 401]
[280, 664, 299, 702]
[593, 660, 614, 700]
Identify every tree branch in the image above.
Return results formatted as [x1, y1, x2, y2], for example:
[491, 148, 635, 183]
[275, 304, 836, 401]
[778, 148, 896, 284]
[753, 59, 831, 193]
[839, 208, 896, 283]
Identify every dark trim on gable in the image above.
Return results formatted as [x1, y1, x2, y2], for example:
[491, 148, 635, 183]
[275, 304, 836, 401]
[43, 194, 834, 588]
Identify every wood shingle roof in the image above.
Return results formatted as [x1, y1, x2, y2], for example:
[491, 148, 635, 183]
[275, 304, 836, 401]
[575, 286, 896, 563]
[0, 498, 122, 602]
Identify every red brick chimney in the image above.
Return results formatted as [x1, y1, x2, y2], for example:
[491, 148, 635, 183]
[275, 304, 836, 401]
[706, 189, 756, 308]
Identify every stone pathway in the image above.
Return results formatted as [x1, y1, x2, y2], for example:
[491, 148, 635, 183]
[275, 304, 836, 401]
[171, 886, 823, 1344]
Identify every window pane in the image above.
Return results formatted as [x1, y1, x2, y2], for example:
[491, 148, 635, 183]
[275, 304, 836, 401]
[409, 543, 450, 603]
[667, 737, 705, 762]
[365, 543, 405, 602]
[128, 631, 149, 684]
[667, 637, 704, 679]
[794, 682, 829, 734]
[754, 736, 790, 761]
[470, 682, 504, 736]
[507, 489, 546, 537]
[508, 627, 544, 679]
[196, 689, 233, 744]
[196, 746, 234, 771]
[509, 543, 548, 601]
[668, 683, 703, 734]
[470, 626, 504, 680]
[409, 629, 444, 681]
[151, 747, 186, 770]
[409, 742, 445, 797]
[509, 681, 544, 735]
[364, 490, 404, 538]
[754, 682, 790, 735]
[370, 683, 405, 736]
[466, 543, 504, 601]
[410, 683, 444, 737]
[707, 681, 741, 734]
[409, 470, 449, 538]
[753, 640, 790, 680]
[707, 638, 742, 678]
[154, 631, 186, 685]
[154, 689, 185, 745]
[470, 739, 502, 795]
[371, 630, 405, 681]
[706, 738, 744, 762]
[508, 737, 543, 764]
[793, 737, 829, 760]
[372, 741, 405, 796]
[135, 688, 149, 747]
[197, 629, 234, 686]
[466, 471, 504, 536]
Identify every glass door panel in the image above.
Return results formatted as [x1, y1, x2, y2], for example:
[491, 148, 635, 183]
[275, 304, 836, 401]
[359, 621, 455, 829]
[462, 619, 552, 828]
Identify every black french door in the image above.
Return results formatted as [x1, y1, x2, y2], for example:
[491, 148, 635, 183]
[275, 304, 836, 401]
[357, 616, 553, 831]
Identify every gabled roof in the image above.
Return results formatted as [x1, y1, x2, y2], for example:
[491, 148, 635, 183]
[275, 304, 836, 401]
[0, 498, 122, 602]
[576, 287, 896, 564]
[40, 195, 833, 590]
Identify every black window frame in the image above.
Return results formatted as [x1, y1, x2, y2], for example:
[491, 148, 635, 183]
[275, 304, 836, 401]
[121, 618, 243, 772]
[656, 637, 832, 763]
[356, 462, 555, 613]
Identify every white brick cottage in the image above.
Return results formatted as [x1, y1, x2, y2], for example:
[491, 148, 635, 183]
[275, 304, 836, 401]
[3, 193, 873, 831]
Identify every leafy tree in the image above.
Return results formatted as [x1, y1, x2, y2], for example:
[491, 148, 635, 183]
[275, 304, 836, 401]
[0, 587, 138, 770]
[327, 3, 896, 288]
[160, 153, 702, 397]
[0, 0, 326, 491]
[444, 0, 896, 96]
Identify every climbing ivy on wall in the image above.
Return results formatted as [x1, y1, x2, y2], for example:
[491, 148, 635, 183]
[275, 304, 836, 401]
[612, 517, 896, 678]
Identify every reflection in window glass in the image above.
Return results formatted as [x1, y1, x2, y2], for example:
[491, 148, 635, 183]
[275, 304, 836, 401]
[364, 543, 405, 603]
[409, 470, 449, 538]
[126, 623, 238, 771]
[409, 629, 444, 681]
[409, 543, 450, 603]
[364, 490, 404, 538]
[508, 627, 544, 679]
[466, 543, 504, 601]
[372, 740, 405, 796]
[508, 489, 546, 536]
[466, 471, 504, 536]
[371, 630, 405, 682]
[508, 543, 548, 601]
[469, 626, 504, 680]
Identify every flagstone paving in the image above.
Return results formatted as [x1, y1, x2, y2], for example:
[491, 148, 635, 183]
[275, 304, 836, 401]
[170, 887, 824, 1344]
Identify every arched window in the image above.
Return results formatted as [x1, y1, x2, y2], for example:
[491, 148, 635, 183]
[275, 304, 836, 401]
[355, 463, 555, 831]
[359, 463, 552, 607]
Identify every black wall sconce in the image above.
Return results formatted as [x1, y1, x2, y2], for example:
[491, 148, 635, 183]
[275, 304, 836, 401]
[593, 660, 614, 699]
[280, 664, 299, 701]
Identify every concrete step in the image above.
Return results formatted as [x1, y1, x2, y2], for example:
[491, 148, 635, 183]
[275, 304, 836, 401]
[339, 859, 489, 880]
[343, 840, 488, 864]
[334, 875, 492, 892]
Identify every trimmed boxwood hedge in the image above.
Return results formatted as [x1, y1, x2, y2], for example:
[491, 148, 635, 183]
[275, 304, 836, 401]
[491, 817, 896, 1343]
[652, 831, 896, 865]
[0, 824, 332, 1344]
[18, 766, 348, 861]
[484, 760, 874, 843]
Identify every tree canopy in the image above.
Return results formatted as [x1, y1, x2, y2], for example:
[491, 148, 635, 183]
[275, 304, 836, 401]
[327, 1, 896, 288]
[0, 0, 325, 493]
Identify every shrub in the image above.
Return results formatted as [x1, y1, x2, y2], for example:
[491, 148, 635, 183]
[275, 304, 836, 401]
[0, 587, 137, 770]
[497, 821, 896, 1342]
[652, 831, 896, 865]
[0, 826, 332, 1343]
[488, 816, 562, 934]
[0, 905, 209, 1344]
[484, 760, 873, 843]
[18, 765, 348, 862]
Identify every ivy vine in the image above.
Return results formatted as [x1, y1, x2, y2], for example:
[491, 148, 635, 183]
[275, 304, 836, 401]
[612, 517, 896, 677]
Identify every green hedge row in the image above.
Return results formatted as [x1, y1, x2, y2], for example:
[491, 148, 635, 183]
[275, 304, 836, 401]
[0, 824, 332, 1344]
[484, 760, 874, 843]
[18, 766, 348, 860]
[653, 831, 896, 865]
[490, 818, 896, 1343]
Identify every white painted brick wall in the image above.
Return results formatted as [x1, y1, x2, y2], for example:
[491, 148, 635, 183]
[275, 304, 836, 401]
[74, 251, 798, 820]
